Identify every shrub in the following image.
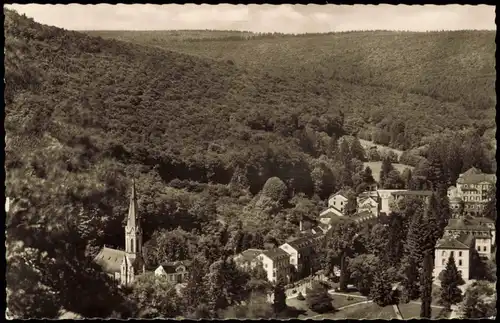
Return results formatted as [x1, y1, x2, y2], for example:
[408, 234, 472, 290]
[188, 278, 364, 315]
[306, 282, 334, 314]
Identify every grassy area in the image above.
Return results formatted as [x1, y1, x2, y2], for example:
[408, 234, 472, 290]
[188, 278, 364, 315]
[398, 302, 449, 319]
[330, 294, 367, 309]
[325, 302, 397, 320]
[363, 161, 414, 182]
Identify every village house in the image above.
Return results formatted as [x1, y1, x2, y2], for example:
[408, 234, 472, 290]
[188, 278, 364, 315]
[434, 233, 474, 281]
[94, 181, 146, 287]
[280, 233, 323, 280]
[154, 260, 191, 283]
[327, 191, 349, 214]
[233, 248, 264, 271]
[257, 248, 291, 283]
[447, 167, 496, 216]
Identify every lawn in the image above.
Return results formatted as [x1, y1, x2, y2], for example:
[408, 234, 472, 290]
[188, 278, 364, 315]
[330, 294, 367, 309]
[363, 161, 414, 183]
[323, 302, 397, 320]
[397, 302, 450, 319]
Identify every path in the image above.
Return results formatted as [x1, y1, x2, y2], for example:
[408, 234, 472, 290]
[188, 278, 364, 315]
[392, 304, 403, 320]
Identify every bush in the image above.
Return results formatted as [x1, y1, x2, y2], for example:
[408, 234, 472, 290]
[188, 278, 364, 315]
[306, 282, 334, 314]
[297, 292, 305, 301]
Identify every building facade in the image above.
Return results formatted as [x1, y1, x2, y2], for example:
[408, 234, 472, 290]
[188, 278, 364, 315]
[154, 260, 191, 284]
[94, 180, 145, 287]
[257, 248, 291, 283]
[448, 167, 496, 216]
[434, 235, 472, 281]
[327, 192, 348, 214]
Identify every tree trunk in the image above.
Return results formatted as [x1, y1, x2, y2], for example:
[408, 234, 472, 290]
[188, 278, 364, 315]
[339, 253, 349, 292]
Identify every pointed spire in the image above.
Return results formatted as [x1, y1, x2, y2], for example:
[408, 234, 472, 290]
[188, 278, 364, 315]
[127, 179, 139, 229]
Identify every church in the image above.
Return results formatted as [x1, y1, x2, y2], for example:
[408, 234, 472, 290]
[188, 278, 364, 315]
[94, 180, 146, 286]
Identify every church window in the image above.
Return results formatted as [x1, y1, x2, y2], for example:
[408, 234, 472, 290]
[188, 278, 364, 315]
[131, 239, 134, 253]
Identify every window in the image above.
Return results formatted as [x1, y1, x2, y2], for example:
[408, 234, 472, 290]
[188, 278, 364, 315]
[459, 251, 462, 257]
[442, 259, 446, 265]
[264, 263, 268, 268]
[450, 251, 454, 257]
[442, 251, 446, 257]
[459, 260, 463, 266]
[483, 246, 487, 252]
[477, 246, 481, 251]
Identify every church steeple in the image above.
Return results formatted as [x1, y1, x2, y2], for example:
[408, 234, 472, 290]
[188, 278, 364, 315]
[125, 179, 142, 257]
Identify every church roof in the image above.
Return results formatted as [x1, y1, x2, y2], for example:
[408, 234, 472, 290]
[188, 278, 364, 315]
[94, 247, 127, 273]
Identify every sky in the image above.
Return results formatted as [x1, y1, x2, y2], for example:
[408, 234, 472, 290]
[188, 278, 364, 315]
[5, 4, 496, 33]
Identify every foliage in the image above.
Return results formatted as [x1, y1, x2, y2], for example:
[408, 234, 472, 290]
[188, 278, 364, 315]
[182, 255, 209, 314]
[439, 253, 464, 310]
[369, 265, 394, 307]
[306, 282, 334, 314]
[322, 220, 360, 291]
[419, 252, 433, 319]
[272, 278, 287, 314]
[129, 273, 181, 318]
[348, 254, 380, 296]
[460, 281, 497, 319]
[221, 293, 274, 319]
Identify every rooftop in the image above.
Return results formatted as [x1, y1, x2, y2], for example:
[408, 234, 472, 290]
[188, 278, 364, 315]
[94, 247, 127, 273]
[286, 235, 317, 250]
[158, 260, 191, 274]
[436, 237, 470, 250]
[456, 233, 475, 246]
[446, 217, 491, 232]
[262, 248, 289, 260]
[391, 190, 434, 196]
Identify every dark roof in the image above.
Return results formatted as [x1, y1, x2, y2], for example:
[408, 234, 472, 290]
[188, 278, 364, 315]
[94, 247, 127, 273]
[436, 237, 470, 250]
[262, 248, 289, 260]
[286, 235, 316, 250]
[235, 249, 263, 263]
[158, 260, 191, 274]
[457, 173, 496, 185]
[391, 190, 433, 197]
[446, 218, 491, 231]
[456, 233, 475, 246]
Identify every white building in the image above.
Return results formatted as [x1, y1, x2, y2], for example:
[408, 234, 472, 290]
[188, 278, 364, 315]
[327, 192, 348, 214]
[154, 260, 191, 284]
[256, 248, 291, 283]
[434, 234, 473, 282]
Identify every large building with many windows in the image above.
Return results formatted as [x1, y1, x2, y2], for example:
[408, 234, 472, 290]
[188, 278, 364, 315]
[447, 167, 496, 216]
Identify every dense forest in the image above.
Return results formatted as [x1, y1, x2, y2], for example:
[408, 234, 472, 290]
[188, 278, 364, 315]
[4, 9, 496, 319]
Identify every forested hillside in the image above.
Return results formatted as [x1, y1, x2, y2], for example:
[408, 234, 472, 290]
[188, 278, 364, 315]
[89, 29, 496, 150]
[5, 9, 496, 319]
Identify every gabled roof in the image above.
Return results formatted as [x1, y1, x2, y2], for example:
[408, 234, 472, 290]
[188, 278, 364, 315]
[436, 237, 470, 250]
[320, 207, 344, 218]
[461, 167, 483, 177]
[329, 190, 349, 200]
[261, 248, 289, 261]
[157, 260, 191, 274]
